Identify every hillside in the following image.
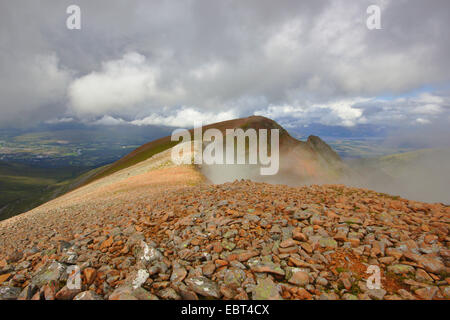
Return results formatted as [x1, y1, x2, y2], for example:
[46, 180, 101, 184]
[0, 123, 175, 220]
[0, 115, 345, 221]
[347, 148, 450, 204]
[0, 116, 448, 301]
[83, 116, 346, 186]
[0, 178, 448, 300]
[0, 161, 92, 221]
[82, 116, 288, 183]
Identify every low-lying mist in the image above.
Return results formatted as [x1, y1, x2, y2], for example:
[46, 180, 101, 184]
[345, 148, 450, 204]
[199, 147, 450, 205]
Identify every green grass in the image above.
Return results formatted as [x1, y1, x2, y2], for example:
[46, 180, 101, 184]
[377, 192, 401, 200]
[87, 139, 179, 183]
[0, 161, 91, 220]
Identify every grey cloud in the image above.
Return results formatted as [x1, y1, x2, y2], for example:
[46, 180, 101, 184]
[0, 0, 450, 128]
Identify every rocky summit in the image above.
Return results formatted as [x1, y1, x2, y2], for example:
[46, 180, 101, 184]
[0, 179, 449, 300]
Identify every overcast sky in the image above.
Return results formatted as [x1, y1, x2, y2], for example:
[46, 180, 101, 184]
[1, 0, 449, 132]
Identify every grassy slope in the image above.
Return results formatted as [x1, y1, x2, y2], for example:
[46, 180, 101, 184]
[81, 116, 294, 186]
[346, 148, 450, 204]
[1, 116, 343, 220]
[0, 117, 268, 220]
[354, 148, 448, 170]
[0, 161, 91, 220]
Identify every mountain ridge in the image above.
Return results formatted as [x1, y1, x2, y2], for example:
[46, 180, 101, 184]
[79, 115, 344, 188]
[0, 116, 343, 221]
[1, 116, 448, 301]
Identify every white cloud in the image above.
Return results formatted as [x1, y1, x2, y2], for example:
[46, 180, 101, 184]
[1, 0, 450, 130]
[320, 99, 366, 126]
[411, 104, 443, 115]
[93, 115, 126, 125]
[130, 108, 237, 127]
[255, 98, 367, 127]
[68, 53, 163, 117]
[254, 91, 450, 129]
[416, 118, 430, 124]
[409, 93, 445, 115]
[84, 107, 237, 128]
[0, 53, 72, 125]
[45, 117, 75, 124]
